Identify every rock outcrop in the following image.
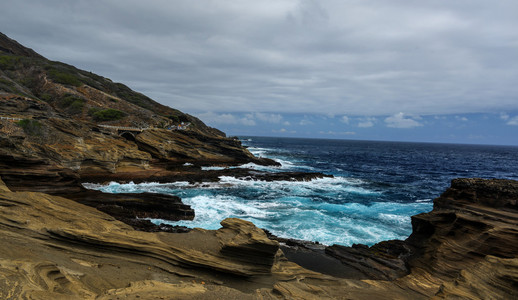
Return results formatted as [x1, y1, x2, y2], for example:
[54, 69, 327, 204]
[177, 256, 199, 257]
[405, 178, 518, 286]
[1, 177, 517, 299]
[1, 31, 279, 191]
[0, 179, 329, 299]
[315, 178, 518, 298]
[218, 218, 280, 273]
[324, 240, 411, 280]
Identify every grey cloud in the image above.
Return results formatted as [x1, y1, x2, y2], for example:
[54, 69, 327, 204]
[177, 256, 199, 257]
[2, 0, 518, 116]
[197, 112, 256, 126]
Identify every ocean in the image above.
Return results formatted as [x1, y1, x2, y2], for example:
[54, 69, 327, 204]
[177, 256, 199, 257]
[85, 137, 518, 246]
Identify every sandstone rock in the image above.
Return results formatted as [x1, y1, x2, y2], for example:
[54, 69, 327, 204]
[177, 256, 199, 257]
[218, 218, 280, 273]
[406, 178, 518, 280]
[67, 190, 195, 224]
[433, 255, 518, 299]
[134, 129, 276, 166]
[325, 240, 411, 280]
[1, 177, 517, 299]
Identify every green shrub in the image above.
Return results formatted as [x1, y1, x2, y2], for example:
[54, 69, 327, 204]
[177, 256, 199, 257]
[0, 78, 16, 92]
[0, 55, 20, 70]
[16, 119, 43, 136]
[47, 67, 82, 86]
[88, 107, 101, 115]
[91, 109, 126, 121]
[68, 100, 85, 114]
[0, 77, 24, 95]
[167, 115, 180, 123]
[57, 94, 85, 114]
[39, 93, 53, 102]
[178, 115, 190, 123]
[19, 75, 39, 89]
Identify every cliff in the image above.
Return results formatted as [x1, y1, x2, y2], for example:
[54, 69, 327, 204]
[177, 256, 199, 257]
[0, 32, 279, 194]
[1, 32, 517, 299]
[0, 177, 516, 299]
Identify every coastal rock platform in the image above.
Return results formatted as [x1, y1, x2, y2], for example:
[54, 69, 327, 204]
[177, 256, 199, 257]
[1, 177, 517, 299]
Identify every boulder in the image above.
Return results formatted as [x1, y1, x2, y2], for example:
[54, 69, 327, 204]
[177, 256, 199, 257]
[218, 218, 280, 273]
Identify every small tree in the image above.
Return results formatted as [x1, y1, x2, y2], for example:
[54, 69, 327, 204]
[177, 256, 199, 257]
[91, 109, 126, 121]
[16, 119, 44, 136]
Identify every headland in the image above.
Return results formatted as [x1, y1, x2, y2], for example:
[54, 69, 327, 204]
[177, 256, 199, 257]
[1, 32, 517, 299]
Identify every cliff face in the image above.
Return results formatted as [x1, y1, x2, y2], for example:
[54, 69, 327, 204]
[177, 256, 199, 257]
[0, 32, 277, 190]
[405, 178, 518, 297]
[0, 177, 516, 299]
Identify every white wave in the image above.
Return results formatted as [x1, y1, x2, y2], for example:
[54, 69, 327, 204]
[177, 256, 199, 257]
[83, 177, 433, 246]
[83, 180, 193, 193]
[155, 195, 276, 230]
[377, 213, 410, 225]
[415, 198, 432, 202]
[200, 166, 226, 171]
[85, 175, 379, 197]
[217, 175, 379, 195]
[200, 160, 312, 172]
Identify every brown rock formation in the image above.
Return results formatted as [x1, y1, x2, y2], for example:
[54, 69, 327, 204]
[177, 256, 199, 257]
[324, 240, 411, 280]
[1, 31, 279, 192]
[0, 179, 330, 299]
[218, 218, 280, 273]
[406, 178, 518, 284]
[1, 177, 517, 299]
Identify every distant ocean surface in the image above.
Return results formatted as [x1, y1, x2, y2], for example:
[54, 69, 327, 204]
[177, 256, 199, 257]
[86, 137, 518, 246]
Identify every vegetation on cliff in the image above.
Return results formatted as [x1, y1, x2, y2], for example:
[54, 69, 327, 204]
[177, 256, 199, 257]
[0, 32, 220, 136]
[0, 32, 278, 177]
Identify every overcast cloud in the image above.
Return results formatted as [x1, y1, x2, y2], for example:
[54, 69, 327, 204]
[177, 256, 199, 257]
[1, 1, 518, 144]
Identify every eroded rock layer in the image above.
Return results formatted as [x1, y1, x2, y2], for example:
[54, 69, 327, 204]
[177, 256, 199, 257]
[1, 177, 517, 299]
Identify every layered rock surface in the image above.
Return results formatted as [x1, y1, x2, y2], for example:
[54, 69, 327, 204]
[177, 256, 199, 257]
[406, 178, 518, 287]
[1, 177, 517, 299]
[316, 178, 518, 298]
[0, 178, 328, 299]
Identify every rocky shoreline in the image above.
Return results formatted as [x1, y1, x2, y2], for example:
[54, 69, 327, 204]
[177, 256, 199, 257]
[1, 31, 517, 299]
[1, 176, 517, 299]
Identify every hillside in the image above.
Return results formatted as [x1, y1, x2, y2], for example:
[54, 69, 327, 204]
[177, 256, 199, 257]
[0, 32, 222, 136]
[0, 32, 278, 185]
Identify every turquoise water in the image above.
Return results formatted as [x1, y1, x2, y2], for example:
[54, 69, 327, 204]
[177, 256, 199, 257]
[85, 137, 518, 246]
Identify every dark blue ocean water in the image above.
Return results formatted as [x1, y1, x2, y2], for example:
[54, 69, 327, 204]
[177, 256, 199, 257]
[86, 137, 518, 246]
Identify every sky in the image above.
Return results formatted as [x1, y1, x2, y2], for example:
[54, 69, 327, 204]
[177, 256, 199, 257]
[1, 0, 517, 145]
